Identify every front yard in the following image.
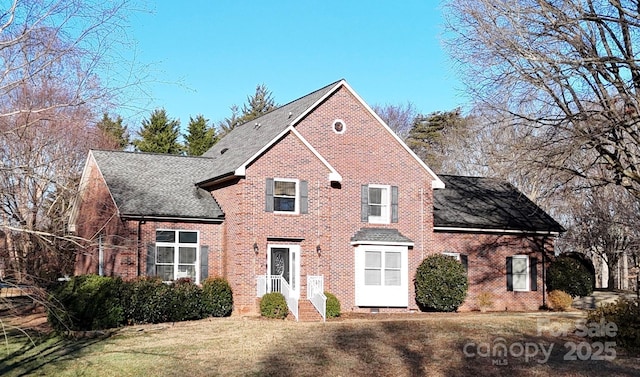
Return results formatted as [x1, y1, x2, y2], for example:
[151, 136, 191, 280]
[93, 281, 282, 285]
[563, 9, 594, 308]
[1, 308, 639, 377]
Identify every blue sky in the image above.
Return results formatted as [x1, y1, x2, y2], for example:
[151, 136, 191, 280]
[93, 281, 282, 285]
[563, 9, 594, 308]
[124, 1, 466, 132]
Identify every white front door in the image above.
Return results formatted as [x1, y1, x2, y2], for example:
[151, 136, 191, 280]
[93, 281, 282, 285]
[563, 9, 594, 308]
[267, 244, 300, 299]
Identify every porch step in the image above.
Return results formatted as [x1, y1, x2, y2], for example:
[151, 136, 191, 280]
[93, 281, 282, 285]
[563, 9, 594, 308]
[293, 299, 323, 322]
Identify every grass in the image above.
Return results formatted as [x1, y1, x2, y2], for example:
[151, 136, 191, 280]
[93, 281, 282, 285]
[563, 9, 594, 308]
[1, 311, 639, 377]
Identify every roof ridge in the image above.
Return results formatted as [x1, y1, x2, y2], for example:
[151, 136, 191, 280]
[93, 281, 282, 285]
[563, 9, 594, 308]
[91, 149, 215, 160]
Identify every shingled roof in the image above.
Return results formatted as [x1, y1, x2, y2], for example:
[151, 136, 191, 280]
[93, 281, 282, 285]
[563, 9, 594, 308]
[433, 175, 564, 234]
[198, 80, 342, 184]
[90, 150, 224, 220]
[350, 228, 414, 245]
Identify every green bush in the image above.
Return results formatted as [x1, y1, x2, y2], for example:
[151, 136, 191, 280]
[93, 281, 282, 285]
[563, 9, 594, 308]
[546, 257, 594, 298]
[48, 275, 125, 332]
[414, 254, 468, 312]
[587, 297, 640, 352]
[123, 276, 171, 324]
[547, 290, 573, 311]
[324, 291, 341, 318]
[166, 278, 205, 322]
[202, 277, 233, 317]
[260, 292, 288, 319]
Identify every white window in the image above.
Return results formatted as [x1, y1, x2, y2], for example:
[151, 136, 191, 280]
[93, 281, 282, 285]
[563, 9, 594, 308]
[155, 230, 199, 283]
[274, 178, 299, 213]
[443, 252, 460, 261]
[368, 184, 390, 224]
[355, 246, 408, 307]
[511, 255, 529, 291]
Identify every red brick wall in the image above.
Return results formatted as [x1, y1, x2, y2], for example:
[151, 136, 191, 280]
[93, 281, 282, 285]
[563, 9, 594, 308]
[433, 232, 553, 311]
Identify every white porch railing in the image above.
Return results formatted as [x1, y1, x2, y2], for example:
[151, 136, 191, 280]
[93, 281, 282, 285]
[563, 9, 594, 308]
[307, 275, 326, 322]
[256, 275, 298, 321]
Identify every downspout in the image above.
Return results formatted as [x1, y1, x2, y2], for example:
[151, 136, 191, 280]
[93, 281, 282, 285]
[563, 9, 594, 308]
[137, 219, 143, 277]
[541, 238, 546, 308]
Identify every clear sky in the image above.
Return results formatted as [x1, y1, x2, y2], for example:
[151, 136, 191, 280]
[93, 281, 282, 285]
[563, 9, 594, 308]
[124, 0, 466, 132]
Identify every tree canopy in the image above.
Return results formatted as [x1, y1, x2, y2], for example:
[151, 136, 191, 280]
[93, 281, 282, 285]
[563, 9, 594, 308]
[97, 113, 129, 150]
[184, 115, 217, 156]
[446, 0, 640, 199]
[133, 109, 182, 154]
[218, 84, 278, 135]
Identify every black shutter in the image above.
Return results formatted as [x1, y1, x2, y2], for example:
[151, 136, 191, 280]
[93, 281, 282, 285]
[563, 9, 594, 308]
[530, 257, 538, 291]
[460, 254, 468, 274]
[506, 257, 513, 291]
[265, 178, 274, 212]
[361, 185, 369, 222]
[146, 243, 156, 276]
[391, 186, 399, 223]
[300, 180, 308, 214]
[200, 245, 209, 282]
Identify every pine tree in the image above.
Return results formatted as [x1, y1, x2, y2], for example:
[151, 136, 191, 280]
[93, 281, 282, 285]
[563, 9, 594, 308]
[218, 84, 277, 135]
[133, 108, 182, 154]
[184, 114, 217, 156]
[406, 109, 467, 170]
[96, 113, 129, 149]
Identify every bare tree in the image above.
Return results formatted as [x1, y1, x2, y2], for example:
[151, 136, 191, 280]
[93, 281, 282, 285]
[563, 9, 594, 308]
[372, 102, 418, 140]
[445, 0, 640, 199]
[0, 0, 143, 285]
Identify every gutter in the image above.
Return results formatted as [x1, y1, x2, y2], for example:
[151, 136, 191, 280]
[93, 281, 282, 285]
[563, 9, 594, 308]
[121, 214, 224, 224]
[433, 226, 561, 236]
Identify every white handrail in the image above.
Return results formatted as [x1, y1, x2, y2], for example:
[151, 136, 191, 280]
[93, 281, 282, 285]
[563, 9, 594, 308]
[256, 275, 298, 321]
[307, 275, 326, 322]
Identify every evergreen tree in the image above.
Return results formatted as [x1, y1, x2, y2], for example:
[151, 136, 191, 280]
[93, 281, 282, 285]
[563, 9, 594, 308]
[406, 109, 468, 171]
[218, 84, 277, 135]
[183, 114, 218, 156]
[133, 109, 182, 154]
[96, 113, 129, 150]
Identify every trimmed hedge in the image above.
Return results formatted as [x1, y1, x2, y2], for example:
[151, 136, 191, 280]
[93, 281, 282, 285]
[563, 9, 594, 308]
[547, 257, 594, 298]
[48, 275, 234, 332]
[202, 277, 233, 317]
[260, 292, 288, 319]
[48, 275, 125, 332]
[324, 291, 341, 318]
[415, 254, 468, 312]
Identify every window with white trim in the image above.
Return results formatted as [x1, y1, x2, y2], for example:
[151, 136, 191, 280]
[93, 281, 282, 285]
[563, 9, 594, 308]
[155, 230, 199, 282]
[356, 245, 408, 307]
[274, 179, 298, 213]
[511, 255, 529, 291]
[361, 184, 398, 224]
[506, 255, 537, 292]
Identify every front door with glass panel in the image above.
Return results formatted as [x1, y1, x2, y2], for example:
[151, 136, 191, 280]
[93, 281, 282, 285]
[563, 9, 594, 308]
[268, 245, 300, 299]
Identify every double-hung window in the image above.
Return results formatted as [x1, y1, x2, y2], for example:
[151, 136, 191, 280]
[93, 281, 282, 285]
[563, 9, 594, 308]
[506, 255, 537, 292]
[356, 245, 408, 307]
[364, 250, 401, 286]
[155, 230, 199, 283]
[361, 184, 398, 223]
[265, 178, 308, 214]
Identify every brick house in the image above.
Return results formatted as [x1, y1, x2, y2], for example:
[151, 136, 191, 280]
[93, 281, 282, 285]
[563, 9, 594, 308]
[70, 79, 564, 320]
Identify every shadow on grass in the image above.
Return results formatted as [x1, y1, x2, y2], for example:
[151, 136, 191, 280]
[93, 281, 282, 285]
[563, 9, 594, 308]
[0, 331, 110, 377]
[251, 318, 640, 377]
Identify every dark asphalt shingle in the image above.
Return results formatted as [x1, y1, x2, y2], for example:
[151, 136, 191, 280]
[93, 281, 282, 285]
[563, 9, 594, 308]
[433, 175, 564, 233]
[351, 228, 414, 244]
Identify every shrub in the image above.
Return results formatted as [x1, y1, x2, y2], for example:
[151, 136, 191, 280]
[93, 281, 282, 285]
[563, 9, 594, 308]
[587, 297, 640, 352]
[48, 275, 125, 332]
[202, 277, 233, 317]
[260, 292, 288, 319]
[324, 291, 341, 318]
[476, 292, 494, 312]
[166, 278, 205, 322]
[415, 254, 468, 312]
[123, 276, 171, 324]
[547, 290, 573, 311]
[546, 257, 594, 298]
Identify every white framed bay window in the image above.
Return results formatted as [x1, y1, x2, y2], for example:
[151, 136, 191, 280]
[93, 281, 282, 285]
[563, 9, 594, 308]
[355, 245, 408, 307]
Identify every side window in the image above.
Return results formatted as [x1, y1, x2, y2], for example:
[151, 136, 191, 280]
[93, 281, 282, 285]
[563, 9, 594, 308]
[443, 251, 468, 273]
[506, 256, 537, 292]
[265, 178, 308, 214]
[361, 184, 398, 223]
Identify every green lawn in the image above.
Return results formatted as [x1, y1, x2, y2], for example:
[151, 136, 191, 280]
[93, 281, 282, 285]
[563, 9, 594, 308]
[1, 312, 639, 377]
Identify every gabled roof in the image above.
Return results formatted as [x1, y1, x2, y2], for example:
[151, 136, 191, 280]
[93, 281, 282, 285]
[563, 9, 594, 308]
[198, 80, 342, 185]
[433, 175, 564, 234]
[90, 150, 224, 220]
[198, 79, 443, 188]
